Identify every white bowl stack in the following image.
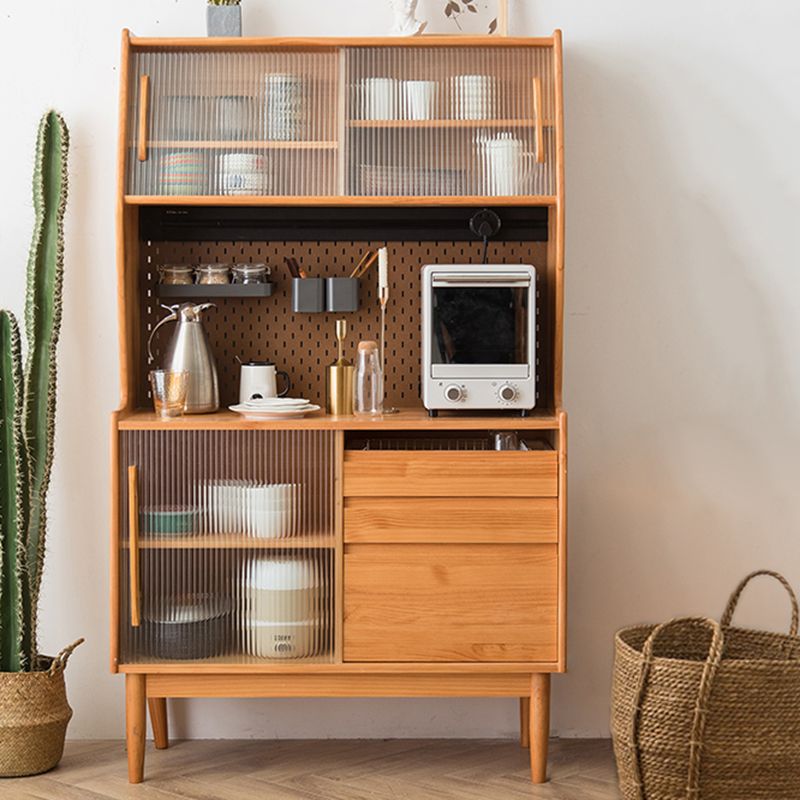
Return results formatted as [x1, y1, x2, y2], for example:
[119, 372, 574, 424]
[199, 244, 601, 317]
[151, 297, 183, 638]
[218, 153, 270, 196]
[201, 479, 300, 538]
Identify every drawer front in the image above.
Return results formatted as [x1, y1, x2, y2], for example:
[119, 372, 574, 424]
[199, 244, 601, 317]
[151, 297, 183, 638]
[344, 497, 558, 543]
[343, 450, 558, 497]
[344, 544, 558, 662]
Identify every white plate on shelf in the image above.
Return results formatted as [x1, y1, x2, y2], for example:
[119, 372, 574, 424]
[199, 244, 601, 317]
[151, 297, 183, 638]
[230, 403, 321, 420]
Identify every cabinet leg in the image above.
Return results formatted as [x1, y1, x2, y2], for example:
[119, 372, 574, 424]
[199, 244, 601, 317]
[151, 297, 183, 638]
[148, 697, 169, 750]
[519, 697, 530, 748]
[530, 673, 550, 784]
[126, 674, 146, 783]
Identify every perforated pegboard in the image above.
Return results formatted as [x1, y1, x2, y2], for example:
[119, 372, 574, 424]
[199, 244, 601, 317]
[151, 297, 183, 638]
[139, 240, 549, 409]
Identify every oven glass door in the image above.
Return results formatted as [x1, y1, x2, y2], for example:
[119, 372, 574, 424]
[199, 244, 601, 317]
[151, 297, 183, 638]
[430, 276, 531, 379]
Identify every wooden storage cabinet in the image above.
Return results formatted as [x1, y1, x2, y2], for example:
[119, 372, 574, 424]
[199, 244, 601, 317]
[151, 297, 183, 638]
[113, 29, 566, 787]
[344, 543, 558, 662]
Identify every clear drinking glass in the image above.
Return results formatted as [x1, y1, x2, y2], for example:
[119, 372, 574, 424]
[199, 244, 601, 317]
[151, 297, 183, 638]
[149, 370, 189, 418]
[353, 341, 383, 416]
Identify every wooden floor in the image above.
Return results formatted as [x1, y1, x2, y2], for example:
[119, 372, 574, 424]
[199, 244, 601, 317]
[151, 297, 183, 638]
[0, 739, 619, 799]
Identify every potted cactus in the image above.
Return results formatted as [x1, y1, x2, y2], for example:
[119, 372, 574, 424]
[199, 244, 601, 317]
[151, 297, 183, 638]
[207, 0, 242, 37]
[0, 110, 82, 777]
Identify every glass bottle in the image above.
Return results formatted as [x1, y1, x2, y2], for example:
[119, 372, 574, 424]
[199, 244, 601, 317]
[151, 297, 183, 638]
[353, 340, 383, 416]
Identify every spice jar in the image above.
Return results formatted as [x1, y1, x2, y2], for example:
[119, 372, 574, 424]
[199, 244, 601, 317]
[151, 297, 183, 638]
[158, 265, 194, 285]
[231, 263, 271, 285]
[195, 264, 231, 285]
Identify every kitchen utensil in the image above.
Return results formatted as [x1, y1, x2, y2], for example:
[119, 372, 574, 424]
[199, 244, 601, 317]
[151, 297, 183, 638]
[239, 361, 291, 403]
[284, 257, 299, 278]
[353, 250, 378, 279]
[327, 319, 354, 415]
[403, 80, 438, 120]
[378, 247, 389, 372]
[148, 369, 189, 418]
[142, 594, 231, 660]
[353, 341, 383, 416]
[349, 250, 372, 279]
[147, 303, 219, 413]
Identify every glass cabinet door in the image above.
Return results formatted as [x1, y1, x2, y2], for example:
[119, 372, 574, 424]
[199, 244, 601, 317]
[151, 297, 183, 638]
[126, 49, 340, 197]
[118, 429, 337, 664]
[344, 45, 556, 198]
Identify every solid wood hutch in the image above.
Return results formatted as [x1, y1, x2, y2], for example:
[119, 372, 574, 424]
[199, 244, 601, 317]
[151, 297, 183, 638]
[112, 29, 566, 784]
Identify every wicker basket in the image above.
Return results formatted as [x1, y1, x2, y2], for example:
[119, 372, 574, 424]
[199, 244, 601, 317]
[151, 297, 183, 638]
[612, 571, 800, 800]
[0, 639, 83, 777]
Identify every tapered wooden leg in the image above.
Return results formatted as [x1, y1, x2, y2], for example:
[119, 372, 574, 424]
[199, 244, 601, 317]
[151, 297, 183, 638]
[148, 697, 169, 750]
[519, 698, 530, 748]
[530, 673, 550, 784]
[126, 674, 146, 783]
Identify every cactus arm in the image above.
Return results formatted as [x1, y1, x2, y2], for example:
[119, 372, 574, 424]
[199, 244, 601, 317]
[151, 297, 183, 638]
[22, 110, 69, 654]
[0, 311, 29, 671]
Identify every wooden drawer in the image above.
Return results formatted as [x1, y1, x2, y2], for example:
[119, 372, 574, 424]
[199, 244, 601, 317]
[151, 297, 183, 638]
[344, 544, 558, 662]
[343, 450, 558, 497]
[344, 497, 558, 543]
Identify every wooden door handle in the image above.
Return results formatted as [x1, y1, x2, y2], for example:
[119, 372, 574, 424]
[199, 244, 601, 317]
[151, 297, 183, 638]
[137, 74, 150, 162]
[128, 465, 141, 627]
[532, 77, 545, 164]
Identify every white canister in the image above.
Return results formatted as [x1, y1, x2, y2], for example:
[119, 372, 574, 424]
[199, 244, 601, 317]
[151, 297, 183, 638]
[239, 362, 291, 403]
[403, 80, 438, 121]
[243, 556, 321, 623]
[362, 78, 397, 120]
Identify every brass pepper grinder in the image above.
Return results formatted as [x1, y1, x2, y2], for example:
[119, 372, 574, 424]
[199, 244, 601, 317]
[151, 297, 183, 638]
[326, 319, 354, 415]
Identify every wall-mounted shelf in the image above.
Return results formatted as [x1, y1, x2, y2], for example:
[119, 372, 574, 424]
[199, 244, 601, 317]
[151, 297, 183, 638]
[155, 283, 274, 299]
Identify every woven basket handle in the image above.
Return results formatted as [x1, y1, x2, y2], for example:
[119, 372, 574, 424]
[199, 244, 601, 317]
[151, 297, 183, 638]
[48, 638, 85, 676]
[721, 570, 799, 636]
[631, 618, 724, 800]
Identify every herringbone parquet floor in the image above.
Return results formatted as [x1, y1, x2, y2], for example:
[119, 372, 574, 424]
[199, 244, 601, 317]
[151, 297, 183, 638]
[0, 739, 620, 800]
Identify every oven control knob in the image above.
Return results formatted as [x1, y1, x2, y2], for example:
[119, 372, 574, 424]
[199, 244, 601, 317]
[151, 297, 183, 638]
[444, 384, 464, 402]
[498, 384, 517, 402]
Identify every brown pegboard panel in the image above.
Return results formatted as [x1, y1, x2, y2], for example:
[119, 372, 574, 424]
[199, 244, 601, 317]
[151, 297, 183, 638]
[139, 240, 549, 409]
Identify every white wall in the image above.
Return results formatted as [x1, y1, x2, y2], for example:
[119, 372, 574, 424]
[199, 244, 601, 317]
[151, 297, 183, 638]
[1, 0, 798, 740]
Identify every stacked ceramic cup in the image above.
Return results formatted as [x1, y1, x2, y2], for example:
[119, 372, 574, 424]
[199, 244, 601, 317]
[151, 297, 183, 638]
[451, 74, 497, 120]
[265, 73, 306, 141]
[476, 132, 532, 196]
[242, 557, 323, 659]
[217, 153, 269, 195]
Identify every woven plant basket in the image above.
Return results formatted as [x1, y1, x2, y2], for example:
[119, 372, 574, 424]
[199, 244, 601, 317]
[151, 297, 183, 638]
[0, 639, 83, 777]
[612, 571, 800, 800]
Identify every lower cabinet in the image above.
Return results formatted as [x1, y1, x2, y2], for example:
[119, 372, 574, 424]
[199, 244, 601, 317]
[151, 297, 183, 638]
[343, 543, 558, 662]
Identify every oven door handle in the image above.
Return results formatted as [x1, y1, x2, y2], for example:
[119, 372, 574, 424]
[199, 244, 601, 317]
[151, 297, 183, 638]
[432, 275, 531, 286]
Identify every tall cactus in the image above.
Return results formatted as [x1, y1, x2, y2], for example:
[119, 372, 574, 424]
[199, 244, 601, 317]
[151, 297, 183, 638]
[0, 111, 69, 672]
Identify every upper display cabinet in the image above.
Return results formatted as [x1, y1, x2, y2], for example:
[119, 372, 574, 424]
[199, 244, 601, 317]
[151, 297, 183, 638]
[121, 33, 563, 204]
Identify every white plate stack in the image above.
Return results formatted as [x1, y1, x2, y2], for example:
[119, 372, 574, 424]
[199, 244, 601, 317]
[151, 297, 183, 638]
[201, 479, 300, 538]
[229, 398, 321, 420]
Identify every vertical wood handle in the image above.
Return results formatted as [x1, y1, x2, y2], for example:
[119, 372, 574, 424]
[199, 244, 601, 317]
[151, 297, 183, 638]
[128, 465, 141, 627]
[532, 77, 545, 164]
[137, 74, 150, 163]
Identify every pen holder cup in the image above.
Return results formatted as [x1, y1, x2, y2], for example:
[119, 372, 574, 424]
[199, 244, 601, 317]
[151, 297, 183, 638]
[326, 277, 360, 313]
[292, 277, 325, 313]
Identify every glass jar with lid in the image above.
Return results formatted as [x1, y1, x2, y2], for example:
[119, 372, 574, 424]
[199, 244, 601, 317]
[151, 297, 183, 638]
[158, 264, 194, 285]
[231, 263, 271, 285]
[195, 264, 231, 285]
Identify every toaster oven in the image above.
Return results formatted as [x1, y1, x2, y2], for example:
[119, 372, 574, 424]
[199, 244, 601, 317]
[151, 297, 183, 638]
[421, 264, 537, 415]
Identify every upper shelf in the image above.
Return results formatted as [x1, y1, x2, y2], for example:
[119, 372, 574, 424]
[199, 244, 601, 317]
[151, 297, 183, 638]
[124, 194, 558, 207]
[115, 408, 563, 432]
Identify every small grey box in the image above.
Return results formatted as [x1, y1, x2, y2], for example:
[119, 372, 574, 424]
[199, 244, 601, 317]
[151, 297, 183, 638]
[326, 277, 359, 312]
[206, 5, 242, 37]
[292, 277, 325, 313]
